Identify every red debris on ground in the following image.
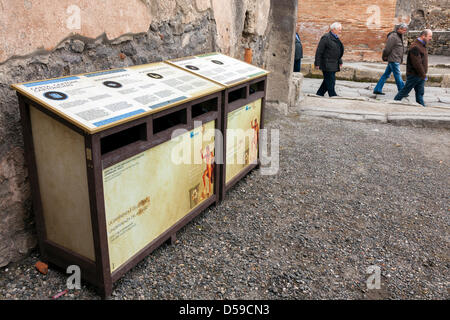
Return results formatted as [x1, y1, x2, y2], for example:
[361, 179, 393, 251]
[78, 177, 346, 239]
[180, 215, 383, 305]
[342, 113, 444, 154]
[35, 261, 48, 275]
[52, 289, 68, 299]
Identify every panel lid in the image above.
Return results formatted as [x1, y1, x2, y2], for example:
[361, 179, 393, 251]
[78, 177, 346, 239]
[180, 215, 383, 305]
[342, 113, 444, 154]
[167, 52, 269, 88]
[11, 61, 223, 134]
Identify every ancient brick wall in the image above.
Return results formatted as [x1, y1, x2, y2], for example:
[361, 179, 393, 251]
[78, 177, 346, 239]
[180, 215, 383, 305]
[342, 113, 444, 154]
[297, 0, 398, 62]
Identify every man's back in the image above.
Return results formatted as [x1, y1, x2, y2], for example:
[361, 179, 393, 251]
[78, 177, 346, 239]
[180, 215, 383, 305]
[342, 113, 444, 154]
[314, 32, 344, 72]
[384, 31, 404, 63]
[295, 33, 303, 60]
[406, 39, 428, 80]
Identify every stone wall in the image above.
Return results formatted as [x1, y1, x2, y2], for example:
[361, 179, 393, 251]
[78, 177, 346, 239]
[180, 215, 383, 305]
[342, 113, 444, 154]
[407, 31, 450, 56]
[398, 0, 449, 56]
[0, 0, 298, 267]
[397, 0, 450, 31]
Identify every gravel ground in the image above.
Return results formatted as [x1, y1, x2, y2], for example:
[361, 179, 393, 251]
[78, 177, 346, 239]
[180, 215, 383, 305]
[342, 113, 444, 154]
[0, 108, 449, 300]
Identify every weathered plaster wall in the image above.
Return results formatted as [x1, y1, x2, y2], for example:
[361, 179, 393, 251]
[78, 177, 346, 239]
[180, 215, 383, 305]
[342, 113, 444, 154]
[0, 0, 297, 266]
[210, 0, 271, 58]
[0, 0, 152, 62]
[0, 0, 272, 64]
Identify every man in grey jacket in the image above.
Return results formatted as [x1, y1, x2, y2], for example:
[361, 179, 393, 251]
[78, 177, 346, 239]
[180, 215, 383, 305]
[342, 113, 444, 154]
[373, 23, 408, 95]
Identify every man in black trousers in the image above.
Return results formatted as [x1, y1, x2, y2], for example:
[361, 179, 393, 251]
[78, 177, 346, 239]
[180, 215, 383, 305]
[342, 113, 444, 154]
[294, 26, 303, 72]
[314, 22, 345, 97]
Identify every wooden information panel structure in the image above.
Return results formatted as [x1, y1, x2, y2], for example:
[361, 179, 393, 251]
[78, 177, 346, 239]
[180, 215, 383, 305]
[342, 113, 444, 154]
[11, 61, 224, 297]
[167, 53, 269, 201]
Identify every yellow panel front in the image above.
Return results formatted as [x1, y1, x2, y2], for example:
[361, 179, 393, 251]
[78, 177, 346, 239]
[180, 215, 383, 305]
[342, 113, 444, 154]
[103, 121, 216, 272]
[30, 106, 95, 261]
[225, 99, 261, 184]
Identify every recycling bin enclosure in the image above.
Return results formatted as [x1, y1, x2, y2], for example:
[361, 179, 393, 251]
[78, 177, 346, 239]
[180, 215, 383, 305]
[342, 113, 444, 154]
[167, 53, 269, 201]
[11, 61, 224, 297]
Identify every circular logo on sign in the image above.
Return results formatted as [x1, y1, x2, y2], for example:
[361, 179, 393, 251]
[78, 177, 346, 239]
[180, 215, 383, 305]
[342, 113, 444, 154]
[211, 60, 224, 65]
[186, 65, 199, 71]
[103, 81, 122, 88]
[44, 91, 68, 101]
[147, 73, 163, 79]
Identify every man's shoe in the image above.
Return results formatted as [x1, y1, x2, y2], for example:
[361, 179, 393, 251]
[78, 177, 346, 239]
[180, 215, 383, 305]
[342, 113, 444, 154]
[373, 91, 385, 95]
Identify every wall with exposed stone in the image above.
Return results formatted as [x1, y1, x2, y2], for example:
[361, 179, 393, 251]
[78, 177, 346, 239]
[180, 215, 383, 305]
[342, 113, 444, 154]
[396, 0, 449, 31]
[407, 31, 450, 56]
[397, 0, 449, 56]
[0, 0, 298, 267]
[0, 0, 275, 65]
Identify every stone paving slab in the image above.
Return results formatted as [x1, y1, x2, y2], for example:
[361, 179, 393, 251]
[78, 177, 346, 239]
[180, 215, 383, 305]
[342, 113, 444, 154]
[301, 78, 450, 108]
[301, 55, 450, 87]
[298, 94, 450, 128]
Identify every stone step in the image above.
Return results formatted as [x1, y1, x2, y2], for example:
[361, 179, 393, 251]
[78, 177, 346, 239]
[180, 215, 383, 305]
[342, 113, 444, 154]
[296, 94, 450, 128]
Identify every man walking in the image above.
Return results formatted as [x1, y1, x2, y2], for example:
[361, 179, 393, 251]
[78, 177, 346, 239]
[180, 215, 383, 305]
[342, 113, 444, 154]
[394, 29, 432, 107]
[314, 22, 344, 97]
[373, 23, 408, 95]
[294, 31, 303, 72]
[294, 29, 303, 72]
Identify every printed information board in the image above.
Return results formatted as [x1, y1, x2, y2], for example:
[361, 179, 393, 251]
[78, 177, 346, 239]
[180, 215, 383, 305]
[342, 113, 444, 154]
[167, 53, 268, 86]
[12, 63, 222, 132]
[103, 120, 216, 272]
[225, 99, 261, 183]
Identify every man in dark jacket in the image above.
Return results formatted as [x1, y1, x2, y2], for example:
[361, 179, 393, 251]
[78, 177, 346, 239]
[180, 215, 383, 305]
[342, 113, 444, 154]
[394, 29, 432, 106]
[373, 23, 408, 95]
[314, 22, 344, 97]
[294, 31, 303, 72]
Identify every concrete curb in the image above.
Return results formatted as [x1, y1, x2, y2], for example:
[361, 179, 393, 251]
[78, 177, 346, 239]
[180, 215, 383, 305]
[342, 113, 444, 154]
[298, 95, 450, 129]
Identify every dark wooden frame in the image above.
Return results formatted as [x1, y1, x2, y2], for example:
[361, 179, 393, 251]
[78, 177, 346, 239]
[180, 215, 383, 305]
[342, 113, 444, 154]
[219, 76, 267, 201]
[17, 91, 222, 298]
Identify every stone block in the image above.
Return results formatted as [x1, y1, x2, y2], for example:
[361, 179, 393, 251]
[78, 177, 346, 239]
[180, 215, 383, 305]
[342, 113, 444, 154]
[336, 66, 355, 81]
[441, 75, 450, 88]
[354, 69, 383, 82]
[70, 40, 85, 53]
[300, 63, 312, 76]
[289, 72, 304, 108]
